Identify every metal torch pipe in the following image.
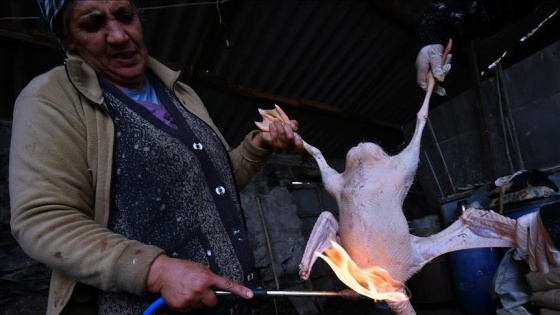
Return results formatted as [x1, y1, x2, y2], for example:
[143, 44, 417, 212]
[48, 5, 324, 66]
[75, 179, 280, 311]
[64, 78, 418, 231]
[215, 289, 360, 298]
[143, 289, 362, 314]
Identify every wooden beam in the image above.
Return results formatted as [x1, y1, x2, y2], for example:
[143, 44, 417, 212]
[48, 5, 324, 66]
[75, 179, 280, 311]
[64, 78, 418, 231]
[0, 26, 58, 48]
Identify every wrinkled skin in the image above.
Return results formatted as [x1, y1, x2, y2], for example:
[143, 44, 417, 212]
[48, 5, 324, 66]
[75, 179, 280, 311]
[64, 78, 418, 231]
[294, 75, 517, 314]
[256, 58, 521, 314]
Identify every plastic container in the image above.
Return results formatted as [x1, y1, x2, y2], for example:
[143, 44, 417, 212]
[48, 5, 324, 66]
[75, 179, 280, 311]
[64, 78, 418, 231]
[502, 206, 540, 219]
[448, 248, 500, 315]
[407, 255, 455, 303]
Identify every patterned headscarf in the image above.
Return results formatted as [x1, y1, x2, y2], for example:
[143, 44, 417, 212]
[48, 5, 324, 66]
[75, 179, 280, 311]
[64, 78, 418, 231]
[35, 0, 67, 37]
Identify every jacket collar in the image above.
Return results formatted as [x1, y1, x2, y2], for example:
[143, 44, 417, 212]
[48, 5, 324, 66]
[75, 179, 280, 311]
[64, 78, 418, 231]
[65, 52, 181, 105]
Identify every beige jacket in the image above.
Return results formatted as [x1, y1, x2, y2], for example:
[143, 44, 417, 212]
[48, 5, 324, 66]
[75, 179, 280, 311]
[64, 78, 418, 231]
[9, 53, 270, 314]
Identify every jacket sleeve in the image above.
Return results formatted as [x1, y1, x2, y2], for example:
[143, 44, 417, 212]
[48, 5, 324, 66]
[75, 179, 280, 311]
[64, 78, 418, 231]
[229, 130, 272, 190]
[416, 0, 523, 51]
[525, 266, 560, 311]
[539, 202, 560, 249]
[9, 75, 164, 295]
[525, 204, 560, 311]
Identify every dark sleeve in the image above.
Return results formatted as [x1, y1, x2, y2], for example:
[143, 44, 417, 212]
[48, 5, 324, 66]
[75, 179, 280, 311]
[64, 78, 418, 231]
[525, 266, 560, 311]
[539, 202, 560, 249]
[415, 0, 533, 51]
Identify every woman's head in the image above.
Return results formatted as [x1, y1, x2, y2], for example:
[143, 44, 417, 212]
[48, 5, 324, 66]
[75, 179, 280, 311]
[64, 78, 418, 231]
[37, 0, 148, 89]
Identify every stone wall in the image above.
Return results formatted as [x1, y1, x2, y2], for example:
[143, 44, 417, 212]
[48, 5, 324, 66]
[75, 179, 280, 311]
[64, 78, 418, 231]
[240, 154, 343, 288]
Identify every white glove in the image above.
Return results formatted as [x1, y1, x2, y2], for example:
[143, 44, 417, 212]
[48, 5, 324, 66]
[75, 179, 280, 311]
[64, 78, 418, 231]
[515, 212, 560, 274]
[415, 44, 452, 96]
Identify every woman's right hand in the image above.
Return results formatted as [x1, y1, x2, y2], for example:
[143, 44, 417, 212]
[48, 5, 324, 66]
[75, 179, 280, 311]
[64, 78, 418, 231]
[146, 255, 253, 312]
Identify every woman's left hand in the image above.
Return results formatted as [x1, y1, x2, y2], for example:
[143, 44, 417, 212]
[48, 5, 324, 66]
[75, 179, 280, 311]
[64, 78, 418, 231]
[252, 118, 304, 152]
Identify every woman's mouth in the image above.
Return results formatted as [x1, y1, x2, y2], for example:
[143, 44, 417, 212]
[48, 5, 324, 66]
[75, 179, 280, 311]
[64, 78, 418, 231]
[111, 52, 140, 67]
[112, 51, 137, 61]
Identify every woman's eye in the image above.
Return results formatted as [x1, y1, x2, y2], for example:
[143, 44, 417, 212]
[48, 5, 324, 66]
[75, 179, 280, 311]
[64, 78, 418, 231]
[115, 9, 135, 23]
[81, 22, 101, 32]
[78, 15, 103, 32]
[119, 14, 134, 23]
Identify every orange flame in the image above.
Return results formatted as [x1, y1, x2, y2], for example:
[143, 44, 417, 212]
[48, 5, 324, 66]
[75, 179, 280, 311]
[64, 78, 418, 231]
[317, 240, 410, 302]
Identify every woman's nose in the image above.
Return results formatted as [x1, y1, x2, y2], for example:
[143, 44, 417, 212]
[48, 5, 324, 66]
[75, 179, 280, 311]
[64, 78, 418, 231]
[106, 22, 128, 44]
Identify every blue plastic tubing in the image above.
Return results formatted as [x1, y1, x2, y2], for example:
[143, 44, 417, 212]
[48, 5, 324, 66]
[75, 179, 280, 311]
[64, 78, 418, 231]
[143, 297, 164, 315]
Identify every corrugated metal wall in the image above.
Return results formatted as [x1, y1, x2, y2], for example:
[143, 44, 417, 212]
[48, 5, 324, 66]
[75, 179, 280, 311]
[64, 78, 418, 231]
[404, 40, 560, 209]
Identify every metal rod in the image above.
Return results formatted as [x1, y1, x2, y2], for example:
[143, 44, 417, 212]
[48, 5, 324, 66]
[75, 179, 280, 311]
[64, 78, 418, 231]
[424, 151, 444, 197]
[144, 289, 364, 314]
[495, 64, 515, 173]
[255, 197, 279, 315]
[496, 62, 525, 170]
[215, 289, 361, 299]
[467, 41, 498, 179]
[256, 197, 280, 290]
[427, 118, 455, 193]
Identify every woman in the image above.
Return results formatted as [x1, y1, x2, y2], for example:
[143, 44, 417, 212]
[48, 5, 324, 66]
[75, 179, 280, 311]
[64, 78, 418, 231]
[9, 0, 303, 314]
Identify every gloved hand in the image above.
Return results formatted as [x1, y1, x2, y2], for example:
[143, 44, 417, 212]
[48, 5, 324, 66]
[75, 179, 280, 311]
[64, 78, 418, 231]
[515, 212, 560, 274]
[415, 44, 452, 96]
[525, 266, 560, 311]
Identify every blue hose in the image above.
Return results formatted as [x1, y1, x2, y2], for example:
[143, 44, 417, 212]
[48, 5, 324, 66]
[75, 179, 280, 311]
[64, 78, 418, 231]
[143, 297, 164, 315]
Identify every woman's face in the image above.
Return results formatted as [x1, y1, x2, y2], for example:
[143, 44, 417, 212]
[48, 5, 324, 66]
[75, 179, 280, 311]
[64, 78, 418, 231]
[65, 0, 148, 89]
